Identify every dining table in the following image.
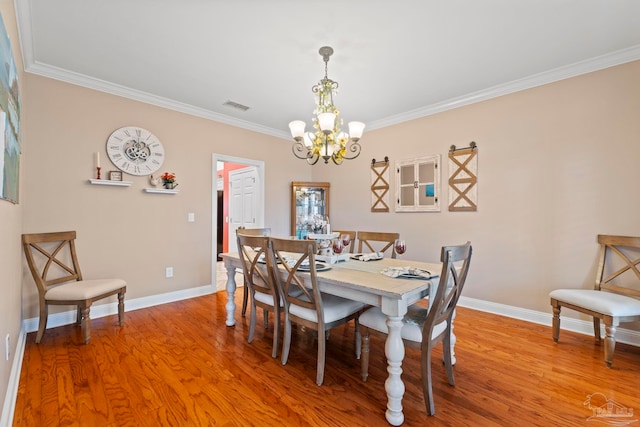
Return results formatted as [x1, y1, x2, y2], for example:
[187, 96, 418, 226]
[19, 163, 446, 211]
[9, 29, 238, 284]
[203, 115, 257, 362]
[220, 252, 450, 426]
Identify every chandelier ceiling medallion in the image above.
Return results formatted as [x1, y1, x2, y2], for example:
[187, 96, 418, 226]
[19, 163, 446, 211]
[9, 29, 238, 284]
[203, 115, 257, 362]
[289, 46, 365, 165]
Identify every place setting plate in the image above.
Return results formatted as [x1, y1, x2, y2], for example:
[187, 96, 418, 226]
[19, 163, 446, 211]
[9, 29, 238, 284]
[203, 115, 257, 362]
[298, 262, 331, 272]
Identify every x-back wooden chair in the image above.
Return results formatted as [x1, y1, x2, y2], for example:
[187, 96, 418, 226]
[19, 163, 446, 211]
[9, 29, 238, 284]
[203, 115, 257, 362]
[236, 233, 282, 357]
[267, 237, 366, 385]
[356, 231, 400, 258]
[550, 234, 640, 367]
[22, 231, 127, 344]
[359, 241, 472, 415]
[236, 227, 271, 316]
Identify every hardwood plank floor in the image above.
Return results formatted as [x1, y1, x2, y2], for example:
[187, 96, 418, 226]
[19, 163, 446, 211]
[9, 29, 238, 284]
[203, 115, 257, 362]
[13, 289, 640, 426]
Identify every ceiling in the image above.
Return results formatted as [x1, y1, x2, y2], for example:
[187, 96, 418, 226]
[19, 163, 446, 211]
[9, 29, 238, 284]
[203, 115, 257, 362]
[13, 0, 640, 140]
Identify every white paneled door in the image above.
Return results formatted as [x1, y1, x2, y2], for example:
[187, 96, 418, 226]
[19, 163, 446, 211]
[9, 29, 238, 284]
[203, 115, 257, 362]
[228, 166, 259, 253]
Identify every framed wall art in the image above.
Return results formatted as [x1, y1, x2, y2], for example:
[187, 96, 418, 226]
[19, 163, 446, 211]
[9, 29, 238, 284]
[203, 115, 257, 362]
[0, 12, 21, 204]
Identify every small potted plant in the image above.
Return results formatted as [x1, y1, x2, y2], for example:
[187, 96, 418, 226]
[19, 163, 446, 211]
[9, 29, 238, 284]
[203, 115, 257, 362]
[161, 172, 177, 189]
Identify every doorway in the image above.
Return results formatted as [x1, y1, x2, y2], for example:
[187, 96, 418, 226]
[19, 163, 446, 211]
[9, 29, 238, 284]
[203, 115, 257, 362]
[211, 154, 265, 291]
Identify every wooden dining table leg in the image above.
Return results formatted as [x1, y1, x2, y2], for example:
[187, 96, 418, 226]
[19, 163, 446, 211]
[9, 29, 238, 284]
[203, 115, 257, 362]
[225, 263, 238, 326]
[383, 308, 407, 426]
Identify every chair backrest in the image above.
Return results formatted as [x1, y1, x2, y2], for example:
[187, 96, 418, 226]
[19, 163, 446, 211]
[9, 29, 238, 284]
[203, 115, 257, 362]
[267, 237, 324, 322]
[22, 231, 83, 296]
[333, 230, 357, 254]
[596, 235, 640, 299]
[356, 231, 400, 258]
[236, 233, 274, 298]
[237, 227, 271, 236]
[423, 242, 472, 343]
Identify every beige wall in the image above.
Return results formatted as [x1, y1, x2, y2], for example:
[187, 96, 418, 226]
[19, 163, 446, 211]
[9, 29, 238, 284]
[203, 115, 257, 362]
[0, 0, 23, 414]
[315, 60, 640, 321]
[20, 75, 311, 318]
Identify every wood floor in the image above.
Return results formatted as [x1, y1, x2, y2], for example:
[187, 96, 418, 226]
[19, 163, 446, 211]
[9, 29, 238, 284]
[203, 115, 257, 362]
[13, 289, 640, 426]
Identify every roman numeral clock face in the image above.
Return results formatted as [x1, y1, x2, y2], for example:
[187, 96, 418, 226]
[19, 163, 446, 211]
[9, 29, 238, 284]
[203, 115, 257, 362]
[106, 126, 165, 176]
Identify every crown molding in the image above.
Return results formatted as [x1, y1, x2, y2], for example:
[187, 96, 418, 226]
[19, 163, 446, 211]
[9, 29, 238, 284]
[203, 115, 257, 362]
[367, 45, 640, 131]
[24, 60, 290, 140]
[24, 46, 640, 138]
[15, 0, 640, 138]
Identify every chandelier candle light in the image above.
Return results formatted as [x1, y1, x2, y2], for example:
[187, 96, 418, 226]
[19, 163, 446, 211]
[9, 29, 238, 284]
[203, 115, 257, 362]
[289, 46, 365, 165]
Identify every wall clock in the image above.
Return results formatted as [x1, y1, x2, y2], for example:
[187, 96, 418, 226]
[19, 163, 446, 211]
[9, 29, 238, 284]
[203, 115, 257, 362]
[106, 126, 165, 176]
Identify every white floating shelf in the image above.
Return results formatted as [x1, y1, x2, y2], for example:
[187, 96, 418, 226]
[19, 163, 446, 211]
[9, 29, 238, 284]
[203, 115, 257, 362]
[144, 188, 179, 194]
[88, 179, 132, 187]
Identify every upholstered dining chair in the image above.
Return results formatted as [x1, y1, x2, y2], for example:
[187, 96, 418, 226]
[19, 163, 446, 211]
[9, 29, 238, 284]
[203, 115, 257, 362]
[236, 227, 271, 317]
[236, 233, 282, 357]
[356, 231, 400, 258]
[332, 230, 357, 254]
[359, 241, 472, 416]
[549, 235, 640, 368]
[22, 231, 127, 344]
[267, 237, 366, 385]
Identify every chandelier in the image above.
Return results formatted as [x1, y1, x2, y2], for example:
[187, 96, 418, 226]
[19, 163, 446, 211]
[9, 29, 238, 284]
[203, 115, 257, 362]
[289, 46, 365, 165]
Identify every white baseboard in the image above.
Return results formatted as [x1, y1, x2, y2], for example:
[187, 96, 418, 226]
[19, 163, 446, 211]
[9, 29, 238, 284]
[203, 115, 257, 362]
[1, 327, 26, 427]
[458, 296, 640, 347]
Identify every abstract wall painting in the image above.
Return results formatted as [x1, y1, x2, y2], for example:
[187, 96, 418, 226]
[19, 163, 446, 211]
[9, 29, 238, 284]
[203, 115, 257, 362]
[0, 12, 21, 204]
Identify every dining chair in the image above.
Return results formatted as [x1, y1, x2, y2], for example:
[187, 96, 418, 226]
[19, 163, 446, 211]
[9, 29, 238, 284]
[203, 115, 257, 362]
[332, 230, 357, 254]
[22, 231, 127, 344]
[236, 233, 281, 358]
[359, 241, 472, 416]
[236, 227, 271, 317]
[267, 237, 366, 385]
[356, 231, 400, 258]
[549, 235, 640, 368]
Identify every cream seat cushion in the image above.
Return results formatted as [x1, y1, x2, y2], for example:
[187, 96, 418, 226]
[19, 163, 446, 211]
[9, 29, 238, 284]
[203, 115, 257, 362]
[550, 289, 640, 317]
[360, 305, 447, 342]
[289, 293, 365, 323]
[254, 288, 304, 307]
[45, 279, 126, 301]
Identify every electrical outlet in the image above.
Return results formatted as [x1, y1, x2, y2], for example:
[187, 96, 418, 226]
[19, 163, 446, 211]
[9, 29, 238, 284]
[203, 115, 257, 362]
[166, 267, 174, 278]
[187, 212, 195, 222]
[5, 334, 9, 361]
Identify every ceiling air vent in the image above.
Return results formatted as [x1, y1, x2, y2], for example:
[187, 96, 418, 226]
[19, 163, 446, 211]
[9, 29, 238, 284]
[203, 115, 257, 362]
[223, 100, 250, 112]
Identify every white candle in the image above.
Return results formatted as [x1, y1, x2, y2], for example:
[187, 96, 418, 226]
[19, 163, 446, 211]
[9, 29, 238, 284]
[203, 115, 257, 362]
[95, 152, 100, 168]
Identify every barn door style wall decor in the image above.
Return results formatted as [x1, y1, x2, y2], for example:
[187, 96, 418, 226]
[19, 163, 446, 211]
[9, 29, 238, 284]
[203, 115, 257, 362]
[448, 142, 478, 212]
[370, 157, 390, 212]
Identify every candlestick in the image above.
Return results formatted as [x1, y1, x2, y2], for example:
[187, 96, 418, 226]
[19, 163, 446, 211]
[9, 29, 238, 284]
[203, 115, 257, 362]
[96, 167, 101, 180]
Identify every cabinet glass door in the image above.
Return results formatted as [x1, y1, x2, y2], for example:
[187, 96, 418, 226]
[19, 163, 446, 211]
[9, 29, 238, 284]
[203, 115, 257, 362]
[291, 182, 330, 238]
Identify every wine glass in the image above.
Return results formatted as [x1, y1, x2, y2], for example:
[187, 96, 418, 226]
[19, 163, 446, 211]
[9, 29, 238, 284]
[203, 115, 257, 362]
[394, 239, 406, 255]
[341, 233, 351, 248]
[332, 238, 344, 254]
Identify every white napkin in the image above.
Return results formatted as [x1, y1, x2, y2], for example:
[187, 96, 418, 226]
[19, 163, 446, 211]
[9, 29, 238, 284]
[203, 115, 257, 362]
[352, 252, 383, 262]
[382, 266, 436, 279]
